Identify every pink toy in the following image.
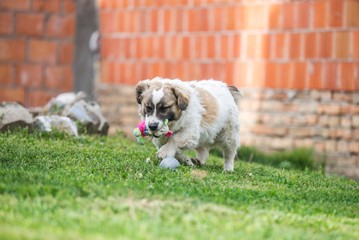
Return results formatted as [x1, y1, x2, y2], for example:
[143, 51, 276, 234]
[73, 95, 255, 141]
[133, 119, 172, 145]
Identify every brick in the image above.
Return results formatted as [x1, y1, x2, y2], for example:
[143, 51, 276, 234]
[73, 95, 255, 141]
[290, 128, 314, 138]
[340, 63, 356, 91]
[294, 138, 314, 148]
[104, 38, 122, 59]
[233, 35, 241, 58]
[273, 33, 288, 59]
[337, 141, 349, 153]
[100, 61, 115, 84]
[353, 93, 359, 104]
[308, 62, 323, 89]
[350, 105, 359, 115]
[341, 116, 352, 128]
[0, 0, 30, 10]
[188, 9, 199, 32]
[99, 12, 117, 33]
[320, 91, 332, 101]
[304, 32, 317, 58]
[209, 7, 223, 31]
[0, 12, 13, 35]
[62, 66, 74, 91]
[270, 138, 293, 150]
[292, 62, 307, 89]
[288, 33, 302, 59]
[47, 15, 75, 38]
[0, 87, 25, 103]
[317, 32, 333, 58]
[251, 124, 288, 137]
[0, 64, 12, 85]
[282, 3, 295, 29]
[268, 4, 281, 29]
[314, 141, 325, 152]
[231, 62, 246, 87]
[333, 92, 352, 103]
[32, 0, 61, 13]
[27, 90, 56, 107]
[246, 34, 260, 59]
[251, 62, 266, 87]
[175, 9, 185, 32]
[328, 116, 340, 127]
[307, 115, 318, 125]
[352, 31, 359, 59]
[296, 2, 310, 28]
[15, 64, 42, 87]
[329, 0, 344, 27]
[319, 115, 329, 126]
[241, 5, 268, 30]
[335, 128, 352, 140]
[29, 40, 58, 63]
[63, 0, 76, 14]
[325, 140, 337, 153]
[0, 40, 25, 61]
[226, 7, 236, 30]
[45, 65, 73, 91]
[277, 63, 293, 88]
[345, 0, 359, 27]
[265, 62, 278, 88]
[97, 0, 113, 9]
[353, 130, 359, 140]
[59, 42, 74, 64]
[16, 13, 44, 36]
[163, 9, 175, 32]
[150, 10, 158, 32]
[313, 0, 328, 28]
[323, 104, 341, 115]
[126, 11, 139, 32]
[323, 63, 338, 90]
[353, 116, 359, 128]
[334, 31, 351, 58]
[349, 142, 359, 153]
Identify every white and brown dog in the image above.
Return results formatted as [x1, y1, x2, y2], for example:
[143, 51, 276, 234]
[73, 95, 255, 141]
[135, 77, 240, 171]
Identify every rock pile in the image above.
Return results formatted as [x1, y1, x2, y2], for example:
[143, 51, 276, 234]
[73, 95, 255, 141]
[0, 92, 109, 136]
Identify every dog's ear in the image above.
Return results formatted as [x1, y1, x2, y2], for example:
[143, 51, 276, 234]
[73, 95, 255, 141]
[172, 86, 190, 111]
[135, 81, 149, 104]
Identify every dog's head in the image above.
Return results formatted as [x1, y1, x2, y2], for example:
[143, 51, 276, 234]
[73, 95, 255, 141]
[135, 79, 190, 137]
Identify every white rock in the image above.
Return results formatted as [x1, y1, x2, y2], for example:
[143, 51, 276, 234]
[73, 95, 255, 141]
[0, 102, 33, 131]
[159, 157, 180, 169]
[33, 116, 78, 136]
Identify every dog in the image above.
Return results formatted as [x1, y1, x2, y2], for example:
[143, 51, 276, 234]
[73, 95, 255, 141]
[135, 77, 240, 171]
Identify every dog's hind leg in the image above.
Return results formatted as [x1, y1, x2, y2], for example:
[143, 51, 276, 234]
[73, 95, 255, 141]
[222, 146, 237, 171]
[175, 150, 194, 166]
[191, 147, 209, 166]
[221, 122, 240, 171]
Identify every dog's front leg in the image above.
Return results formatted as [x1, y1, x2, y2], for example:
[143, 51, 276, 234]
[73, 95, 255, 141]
[156, 138, 177, 159]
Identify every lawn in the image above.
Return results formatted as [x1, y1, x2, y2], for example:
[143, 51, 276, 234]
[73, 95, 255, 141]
[0, 130, 358, 239]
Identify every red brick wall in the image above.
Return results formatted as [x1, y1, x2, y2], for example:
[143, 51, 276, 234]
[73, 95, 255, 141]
[0, 0, 76, 107]
[98, 0, 359, 90]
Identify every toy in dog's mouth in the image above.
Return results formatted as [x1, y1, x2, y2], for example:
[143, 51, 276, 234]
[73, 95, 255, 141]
[149, 119, 173, 138]
[152, 132, 162, 138]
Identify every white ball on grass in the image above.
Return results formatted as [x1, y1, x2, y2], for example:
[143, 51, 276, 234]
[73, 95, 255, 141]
[159, 157, 180, 169]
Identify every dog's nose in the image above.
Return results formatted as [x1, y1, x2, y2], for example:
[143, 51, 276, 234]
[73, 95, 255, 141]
[148, 122, 159, 131]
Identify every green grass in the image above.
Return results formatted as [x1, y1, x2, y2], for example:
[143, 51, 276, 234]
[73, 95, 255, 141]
[0, 130, 358, 239]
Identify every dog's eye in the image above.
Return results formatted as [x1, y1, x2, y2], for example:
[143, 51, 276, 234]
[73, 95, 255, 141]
[145, 106, 153, 113]
[159, 106, 170, 113]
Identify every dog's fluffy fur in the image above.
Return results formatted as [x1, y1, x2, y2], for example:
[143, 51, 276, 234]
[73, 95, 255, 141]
[136, 77, 240, 171]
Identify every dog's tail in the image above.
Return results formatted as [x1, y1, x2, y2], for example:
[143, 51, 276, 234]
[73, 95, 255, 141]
[228, 86, 241, 105]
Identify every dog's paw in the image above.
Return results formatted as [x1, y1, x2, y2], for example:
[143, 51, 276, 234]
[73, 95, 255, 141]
[184, 158, 194, 166]
[156, 145, 176, 159]
[190, 158, 203, 166]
